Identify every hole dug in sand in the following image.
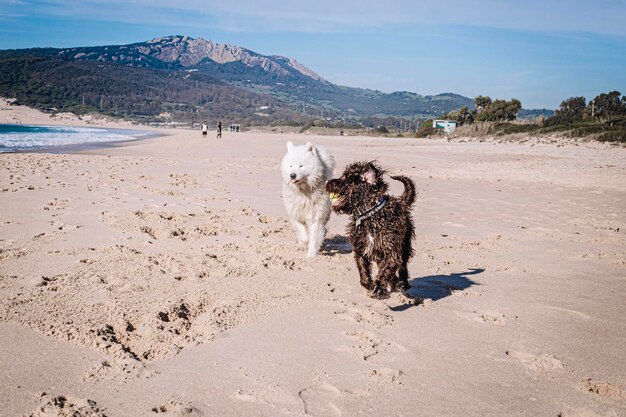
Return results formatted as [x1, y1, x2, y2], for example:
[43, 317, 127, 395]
[24, 393, 107, 417]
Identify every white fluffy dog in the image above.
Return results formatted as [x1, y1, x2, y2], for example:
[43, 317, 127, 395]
[281, 141, 335, 257]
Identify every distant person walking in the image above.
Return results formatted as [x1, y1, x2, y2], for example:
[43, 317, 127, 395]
[201, 121, 208, 138]
[217, 121, 222, 139]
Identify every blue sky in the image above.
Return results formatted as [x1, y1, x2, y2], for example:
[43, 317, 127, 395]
[1, 0, 625, 109]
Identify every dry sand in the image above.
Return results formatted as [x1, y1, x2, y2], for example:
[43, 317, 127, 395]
[0, 99, 140, 129]
[1, 105, 625, 417]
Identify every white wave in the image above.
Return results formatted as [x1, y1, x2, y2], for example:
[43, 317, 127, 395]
[0, 125, 151, 152]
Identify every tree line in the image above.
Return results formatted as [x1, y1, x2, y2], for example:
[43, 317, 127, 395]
[552, 91, 626, 123]
[443, 91, 626, 127]
[416, 91, 626, 142]
[444, 96, 522, 126]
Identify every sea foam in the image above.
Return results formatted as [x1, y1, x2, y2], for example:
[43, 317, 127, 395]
[0, 124, 151, 152]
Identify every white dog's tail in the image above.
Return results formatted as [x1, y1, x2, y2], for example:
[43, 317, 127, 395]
[314, 144, 335, 180]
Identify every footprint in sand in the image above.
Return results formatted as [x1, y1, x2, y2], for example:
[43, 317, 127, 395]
[368, 368, 404, 385]
[505, 350, 564, 371]
[337, 331, 382, 361]
[333, 304, 393, 328]
[151, 399, 203, 416]
[451, 289, 481, 297]
[83, 357, 158, 382]
[580, 378, 626, 401]
[455, 310, 507, 325]
[298, 383, 343, 416]
[337, 330, 407, 362]
[476, 311, 507, 325]
[24, 393, 107, 417]
[231, 387, 302, 412]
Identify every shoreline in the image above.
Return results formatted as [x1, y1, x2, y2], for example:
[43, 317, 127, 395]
[0, 103, 175, 154]
[2, 98, 623, 152]
[13, 130, 168, 155]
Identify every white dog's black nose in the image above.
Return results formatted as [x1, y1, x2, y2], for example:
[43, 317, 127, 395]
[290, 173, 296, 179]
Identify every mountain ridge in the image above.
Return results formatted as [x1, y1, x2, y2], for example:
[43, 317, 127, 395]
[53, 35, 328, 83]
[0, 35, 477, 124]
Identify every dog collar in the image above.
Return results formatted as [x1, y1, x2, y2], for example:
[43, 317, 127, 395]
[354, 196, 388, 227]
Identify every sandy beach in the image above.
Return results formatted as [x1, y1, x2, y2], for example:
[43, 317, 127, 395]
[1, 106, 625, 417]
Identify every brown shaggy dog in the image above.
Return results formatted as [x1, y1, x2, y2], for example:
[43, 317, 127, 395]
[326, 161, 416, 299]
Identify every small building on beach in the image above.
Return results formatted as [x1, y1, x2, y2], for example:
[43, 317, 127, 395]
[433, 120, 457, 134]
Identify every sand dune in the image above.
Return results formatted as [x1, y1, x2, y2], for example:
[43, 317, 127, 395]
[1, 107, 625, 416]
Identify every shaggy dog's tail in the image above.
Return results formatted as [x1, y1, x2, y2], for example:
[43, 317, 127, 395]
[391, 175, 416, 206]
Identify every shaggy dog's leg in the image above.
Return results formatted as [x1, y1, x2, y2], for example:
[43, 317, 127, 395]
[374, 250, 403, 298]
[355, 253, 373, 290]
[307, 222, 326, 257]
[373, 263, 399, 299]
[397, 263, 410, 292]
[291, 219, 309, 249]
[397, 232, 412, 291]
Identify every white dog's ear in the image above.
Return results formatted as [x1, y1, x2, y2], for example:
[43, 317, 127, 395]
[305, 141, 317, 155]
[286, 141, 294, 151]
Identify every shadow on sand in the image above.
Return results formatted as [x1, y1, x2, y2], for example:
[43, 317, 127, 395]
[321, 235, 353, 256]
[390, 268, 484, 312]
[408, 268, 484, 300]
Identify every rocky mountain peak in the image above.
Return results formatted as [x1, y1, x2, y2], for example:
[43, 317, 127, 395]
[139, 35, 325, 82]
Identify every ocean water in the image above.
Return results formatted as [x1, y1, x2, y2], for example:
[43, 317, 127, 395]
[0, 124, 151, 153]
